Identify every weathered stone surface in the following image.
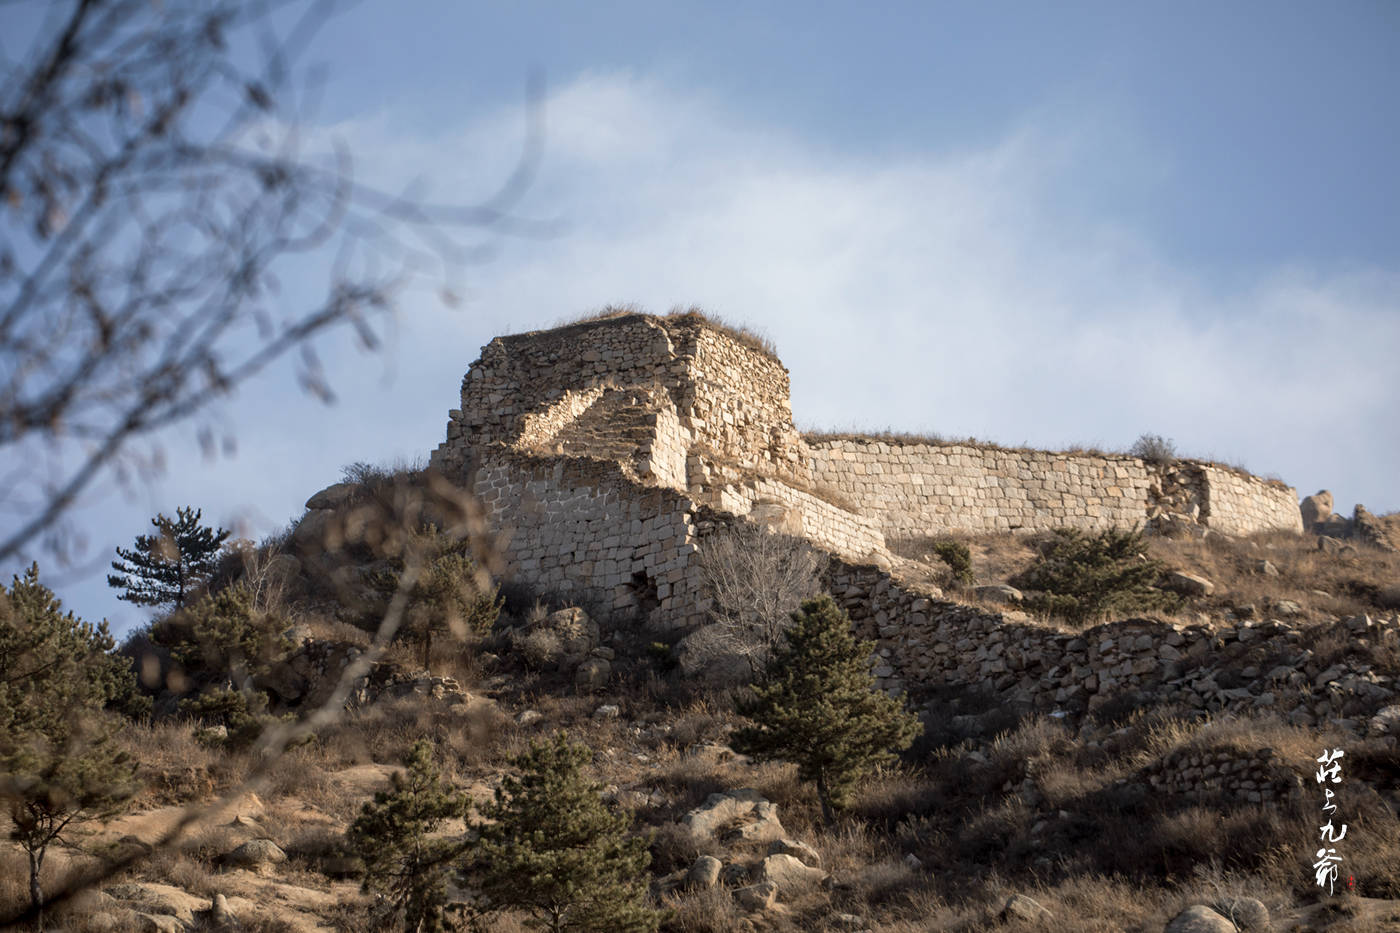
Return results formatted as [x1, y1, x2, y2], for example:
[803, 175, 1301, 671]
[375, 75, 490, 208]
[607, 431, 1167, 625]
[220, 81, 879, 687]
[734, 881, 778, 911]
[1165, 904, 1237, 933]
[768, 837, 822, 867]
[758, 853, 828, 891]
[223, 838, 287, 870]
[1165, 571, 1215, 597]
[1001, 893, 1054, 925]
[305, 482, 357, 511]
[686, 855, 723, 889]
[1214, 896, 1269, 932]
[683, 788, 783, 843]
[974, 583, 1023, 604]
[1300, 490, 1333, 529]
[574, 657, 611, 692]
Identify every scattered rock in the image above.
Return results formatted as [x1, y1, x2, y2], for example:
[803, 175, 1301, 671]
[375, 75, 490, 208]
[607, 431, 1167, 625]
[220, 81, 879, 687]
[1165, 571, 1215, 597]
[1300, 490, 1333, 530]
[903, 853, 923, 870]
[686, 855, 723, 889]
[1255, 559, 1278, 577]
[683, 788, 784, 843]
[734, 881, 779, 911]
[768, 838, 821, 867]
[1165, 904, 1237, 933]
[592, 703, 620, 720]
[1274, 599, 1304, 618]
[1214, 896, 1269, 932]
[1001, 893, 1054, 925]
[222, 838, 287, 870]
[517, 709, 543, 726]
[759, 853, 828, 892]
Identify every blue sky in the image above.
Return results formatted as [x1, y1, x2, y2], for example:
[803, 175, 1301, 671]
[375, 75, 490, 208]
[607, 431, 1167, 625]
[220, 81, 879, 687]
[3, 1, 1398, 635]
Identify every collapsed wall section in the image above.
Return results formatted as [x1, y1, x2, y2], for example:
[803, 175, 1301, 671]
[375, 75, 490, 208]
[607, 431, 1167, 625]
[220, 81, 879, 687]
[825, 558, 1398, 740]
[670, 322, 810, 486]
[705, 475, 886, 563]
[807, 440, 1154, 538]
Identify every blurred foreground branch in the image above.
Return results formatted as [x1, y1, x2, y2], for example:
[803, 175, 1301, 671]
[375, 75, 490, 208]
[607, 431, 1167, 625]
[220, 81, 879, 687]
[0, 0, 547, 567]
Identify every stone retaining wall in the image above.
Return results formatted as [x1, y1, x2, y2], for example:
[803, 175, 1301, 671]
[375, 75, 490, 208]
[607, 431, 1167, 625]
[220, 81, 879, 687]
[824, 558, 1400, 737]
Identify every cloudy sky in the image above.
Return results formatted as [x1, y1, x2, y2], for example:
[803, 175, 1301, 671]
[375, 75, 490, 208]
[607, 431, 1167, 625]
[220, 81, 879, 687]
[5, 1, 1398, 636]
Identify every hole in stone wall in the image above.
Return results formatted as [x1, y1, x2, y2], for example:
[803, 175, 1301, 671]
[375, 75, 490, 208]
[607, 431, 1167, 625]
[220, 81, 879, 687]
[629, 570, 660, 621]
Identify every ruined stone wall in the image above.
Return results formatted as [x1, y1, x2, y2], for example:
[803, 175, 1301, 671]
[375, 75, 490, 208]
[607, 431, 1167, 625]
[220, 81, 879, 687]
[673, 324, 809, 485]
[1202, 466, 1305, 536]
[806, 439, 1303, 539]
[472, 451, 709, 631]
[807, 440, 1155, 538]
[431, 315, 807, 489]
[705, 476, 886, 563]
[824, 559, 1399, 738]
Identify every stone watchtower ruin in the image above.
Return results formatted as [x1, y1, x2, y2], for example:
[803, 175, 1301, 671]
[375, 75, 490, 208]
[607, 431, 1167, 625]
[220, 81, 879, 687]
[429, 311, 1302, 629]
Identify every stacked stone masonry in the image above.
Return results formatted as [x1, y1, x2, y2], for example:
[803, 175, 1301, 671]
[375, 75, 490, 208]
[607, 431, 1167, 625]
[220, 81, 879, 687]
[430, 313, 1307, 640]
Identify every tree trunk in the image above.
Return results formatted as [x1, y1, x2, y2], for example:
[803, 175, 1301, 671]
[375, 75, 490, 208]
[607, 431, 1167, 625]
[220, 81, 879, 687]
[28, 845, 42, 928]
[814, 772, 836, 827]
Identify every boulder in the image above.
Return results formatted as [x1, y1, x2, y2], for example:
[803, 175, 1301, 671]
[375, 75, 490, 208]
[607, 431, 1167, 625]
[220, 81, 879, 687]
[222, 838, 287, 870]
[515, 607, 598, 670]
[734, 881, 778, 912]
[758, 853, 828, 892]
[768, 838, 821, 867]
[208, 893, 235, 925]
[1001, 893, 1054, 925]
[1165, 571, 1215, 597]
[974, 584, 1023, 604]
[1165, 905, 1237, 933]
[1254, 559, 1279, 577]
[1353, 505, 1397, 551]
[289, 509, 333, 552]
[517, 709, 543, 726]
[305, 482, 358, 510]
[686, 855, 723, 889]
[1214, 896, 1269, 932]
[1300, 490, 1333, 530]
[592, 704, 620, 720]
[574, 657, 611, 693]
[683, 788, 784, 844]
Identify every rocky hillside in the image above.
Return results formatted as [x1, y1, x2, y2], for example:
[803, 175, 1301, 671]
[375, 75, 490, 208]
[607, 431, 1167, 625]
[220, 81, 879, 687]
[3, 469, 1399, 933]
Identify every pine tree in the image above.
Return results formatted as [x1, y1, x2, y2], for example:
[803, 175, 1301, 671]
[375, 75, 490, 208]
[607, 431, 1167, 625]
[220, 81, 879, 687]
[108, 506, 231, 610]
[151, 585, 295, 749]
[1012, 527, 1178, 625]
[472, 732, 662, 933]
[0, 566, 138, 920]
[347, 739, 470, 933]
[367, 527, 502, 670]
[731, 595, 922, 825]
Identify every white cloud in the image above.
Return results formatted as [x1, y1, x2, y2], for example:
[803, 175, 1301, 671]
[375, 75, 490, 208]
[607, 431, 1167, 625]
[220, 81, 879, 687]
[10, 72, 1397, 632]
